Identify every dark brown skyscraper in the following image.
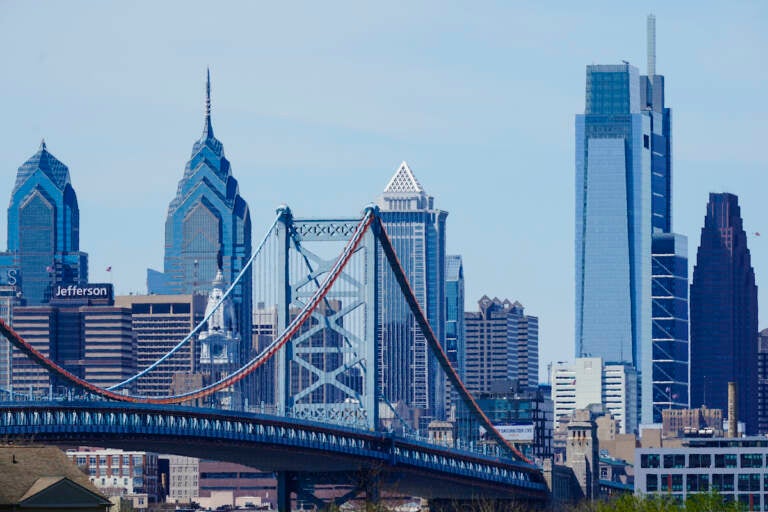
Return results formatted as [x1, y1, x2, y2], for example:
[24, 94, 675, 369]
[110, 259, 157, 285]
[690, 193, 758, 434]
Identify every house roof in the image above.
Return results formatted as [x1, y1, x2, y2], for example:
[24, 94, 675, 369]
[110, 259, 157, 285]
[0, 445, 107, 505]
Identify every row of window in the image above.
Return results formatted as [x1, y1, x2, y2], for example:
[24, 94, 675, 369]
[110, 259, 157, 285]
[641, 452, 767, 469]
[646, 473, 767, 493]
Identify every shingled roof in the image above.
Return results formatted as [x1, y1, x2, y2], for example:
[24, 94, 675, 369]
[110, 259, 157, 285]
[0, 445, 109, 508]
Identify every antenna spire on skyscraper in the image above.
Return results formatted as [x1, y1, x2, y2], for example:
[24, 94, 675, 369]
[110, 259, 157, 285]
[203, 67, 214, 139]
[647, 14, 656, 77]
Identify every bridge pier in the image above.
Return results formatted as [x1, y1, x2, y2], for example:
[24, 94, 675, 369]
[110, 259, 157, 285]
[277, 471, 294, 512]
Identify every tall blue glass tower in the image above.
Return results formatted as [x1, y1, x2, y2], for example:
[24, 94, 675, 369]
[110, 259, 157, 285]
[377, 162, 447, 427]
[575, 62, 653, 404]
[147, 71, 252, 350]
[0, 141, 88, 305]
[445, 254, 465, 379]
[575, 16, 688, 426]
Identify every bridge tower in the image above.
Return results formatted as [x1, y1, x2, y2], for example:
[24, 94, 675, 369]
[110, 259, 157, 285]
[275, 206, 379, 430]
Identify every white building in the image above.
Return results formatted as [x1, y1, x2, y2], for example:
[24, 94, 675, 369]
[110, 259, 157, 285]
[551, 357, 637, 434]
[67, 447, 159, 506]
[636, 437, 768, 507]
[167, 455, 199, 504]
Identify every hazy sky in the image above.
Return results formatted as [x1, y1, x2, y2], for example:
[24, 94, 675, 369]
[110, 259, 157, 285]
[1, 1, 765, 381]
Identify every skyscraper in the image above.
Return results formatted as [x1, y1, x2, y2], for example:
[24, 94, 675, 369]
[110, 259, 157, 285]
[575, 16, 685, 425]
[376, 161, 447, 424]
[464, 296, 539, 396]
[445, 254, 465, 379]
[0, 141, 88, 305]
[690, 193, 758, 434]
[575, 61, 652, 423]
[147, 71, 252, 348]
[758, 329, 768, 435]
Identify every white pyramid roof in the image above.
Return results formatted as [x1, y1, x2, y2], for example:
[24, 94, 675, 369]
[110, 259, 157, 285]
[383, 161, 424, 193]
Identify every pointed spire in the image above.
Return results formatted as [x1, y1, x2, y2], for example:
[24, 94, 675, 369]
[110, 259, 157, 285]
[39, 138, 46, 151]
[202, 67, 214, 139]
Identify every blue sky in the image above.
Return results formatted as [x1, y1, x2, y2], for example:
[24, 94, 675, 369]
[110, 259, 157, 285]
[0, 1, 765, 381]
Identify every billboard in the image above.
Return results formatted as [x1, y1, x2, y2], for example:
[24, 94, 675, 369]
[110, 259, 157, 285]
[52, 283, 114, 302]
[495, 424, 535, 442]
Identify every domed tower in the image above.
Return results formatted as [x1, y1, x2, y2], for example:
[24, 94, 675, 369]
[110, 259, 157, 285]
[199, 268, 241, 409]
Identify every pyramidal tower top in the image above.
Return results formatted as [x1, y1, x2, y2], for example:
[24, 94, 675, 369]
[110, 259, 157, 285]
[378, 161, 435, 212]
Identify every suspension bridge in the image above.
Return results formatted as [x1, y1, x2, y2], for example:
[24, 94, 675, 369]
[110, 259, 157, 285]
[0, 205, 548, 509]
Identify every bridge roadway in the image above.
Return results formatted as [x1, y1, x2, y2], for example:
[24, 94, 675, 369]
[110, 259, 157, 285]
[0, 401, 547, 503]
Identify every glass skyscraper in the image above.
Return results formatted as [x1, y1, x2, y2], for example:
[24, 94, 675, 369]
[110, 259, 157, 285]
[575, 16, 687, 426]
[445, 254, 465, 379]
[690, 193, 758, 434]
[0, 141, 88, 306]
[376, 162, 447, 426]
[575, 62, 653, 425]
[147, 71, 252, 347]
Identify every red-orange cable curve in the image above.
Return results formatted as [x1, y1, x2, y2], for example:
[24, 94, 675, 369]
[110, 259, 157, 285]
[0, 210, 375, 405]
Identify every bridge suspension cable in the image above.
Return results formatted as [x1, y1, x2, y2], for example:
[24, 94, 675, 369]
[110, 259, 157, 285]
[0, 208, 375, 405]
[107, 212, 282, 391]
[373, 215, 529, 463]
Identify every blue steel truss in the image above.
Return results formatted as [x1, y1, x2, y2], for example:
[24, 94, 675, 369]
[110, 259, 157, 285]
[0, 402, 546, 501]
[276, 207, 378, 430]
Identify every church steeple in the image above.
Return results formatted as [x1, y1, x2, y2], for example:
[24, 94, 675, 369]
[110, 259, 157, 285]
[202, 67, 214, 140]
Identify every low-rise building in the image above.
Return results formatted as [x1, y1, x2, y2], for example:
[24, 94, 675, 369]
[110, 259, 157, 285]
[67, 447, 160, 506]
[635, 436, 768, 509]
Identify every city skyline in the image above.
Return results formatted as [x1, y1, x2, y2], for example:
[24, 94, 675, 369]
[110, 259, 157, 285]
[0, 1, 765, 381]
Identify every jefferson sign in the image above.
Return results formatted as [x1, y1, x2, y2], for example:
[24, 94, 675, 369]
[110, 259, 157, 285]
[53, 284, 113, 301]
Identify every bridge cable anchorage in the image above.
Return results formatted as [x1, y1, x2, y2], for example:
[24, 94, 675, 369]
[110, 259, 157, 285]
[372, 215, 531, 464]
[107, 213, 282, 391]
[0, 209, 376, 405]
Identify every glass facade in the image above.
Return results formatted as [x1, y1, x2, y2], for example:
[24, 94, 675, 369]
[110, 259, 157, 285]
[0, 141, 88, 305]
[376, 162, 447, 425]
[690, 193, 758, 434]
[444, 254, 464, 378]
[147, 72, 252, 353]
[651, 233, 689, 422]
[575, 53, 684, 426]
[575, 63, 652, 425]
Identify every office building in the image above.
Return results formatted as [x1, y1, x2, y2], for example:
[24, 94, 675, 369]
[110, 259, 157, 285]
[376, 161, 447, 423]
[67, 447, 160, 504]
[464, 296, 538, 396]
[759, 329, 768, 435]
[146, 70, 252, 356]
[251, 303, 278, 411]
[636, 437, 768, 508]
[575, 16, 685, 426]
[167, 455, 199, 504]
[0, 284, 21, 393]
[476, 388, 553, 459]
[651, 233, 689, 421]
[0, 141, 88, 305]
[551, 358, 637, 435]
[445, 255, 465, 379]
[690, 193, 758, 434]
[508, 301, 539, 389]
[11, 284, 135, 395]
[115, 294, 206, 397]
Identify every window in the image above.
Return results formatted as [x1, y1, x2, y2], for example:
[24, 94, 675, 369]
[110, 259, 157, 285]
[687, 474, 709, 492]
[713, 473, 734, 492]
[646, 474, 658, 492]
[738, 473, 760, 492]
[715, 453, 737, 468]
[664, 454, 685, 468]
[641, 454, 660, 468]
[643, 134, 650, 149]
[688, 454, 711, 468]
[660, 474, 683, 492]
[741, 453, 763, 468]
